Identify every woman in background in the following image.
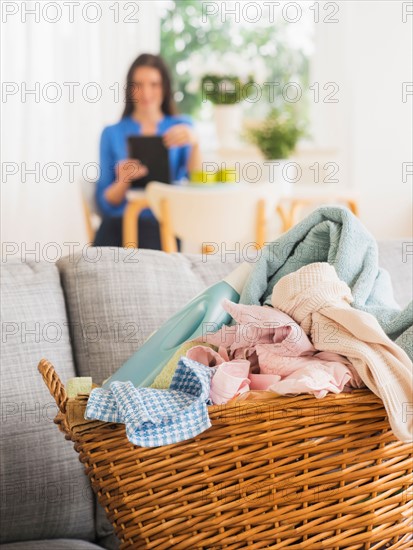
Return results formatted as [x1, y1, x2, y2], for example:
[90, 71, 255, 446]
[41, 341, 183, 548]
[94, 53, 202, 249]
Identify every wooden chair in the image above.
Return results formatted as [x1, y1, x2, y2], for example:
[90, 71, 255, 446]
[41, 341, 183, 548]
[145, 182, 281, 254]
[278, 187, 360, 231]
[82, 195, 96, 243]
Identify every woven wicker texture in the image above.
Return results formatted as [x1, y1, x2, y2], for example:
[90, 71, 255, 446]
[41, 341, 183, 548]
[38, 359, 413, 550]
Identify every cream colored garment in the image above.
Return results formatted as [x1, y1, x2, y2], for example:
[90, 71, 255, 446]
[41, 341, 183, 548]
[271, 262, 413, 443]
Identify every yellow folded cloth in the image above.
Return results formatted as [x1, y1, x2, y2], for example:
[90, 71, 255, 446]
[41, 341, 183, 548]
[66, 377, 93, 398]
[102, 337, 217, 391]
[150, 341, 217, 389]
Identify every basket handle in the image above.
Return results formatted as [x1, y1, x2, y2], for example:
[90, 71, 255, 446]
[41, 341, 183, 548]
[37, 358, 68, 415]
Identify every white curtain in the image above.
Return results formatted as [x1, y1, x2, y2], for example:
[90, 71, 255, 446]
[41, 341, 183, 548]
[1, 1, 160, 256]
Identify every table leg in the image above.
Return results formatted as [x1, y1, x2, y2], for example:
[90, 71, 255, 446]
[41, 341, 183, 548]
[122, 198, 149, 248]
[82, 196, 95, 243]
[347, 199, 360, 216]
[255, 199, 266, 248]
[159, 198, 177, 253]
[289, 199, 310, 230]
[201, 244, 216, 255]
[276, 203, 292, 233]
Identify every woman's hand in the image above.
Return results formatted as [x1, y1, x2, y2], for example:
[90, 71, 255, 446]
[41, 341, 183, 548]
[116, 159, 148, 184]
[163, 125, 202, 173]
[162, 124, 198, 148]
[104, 159, 148, 206]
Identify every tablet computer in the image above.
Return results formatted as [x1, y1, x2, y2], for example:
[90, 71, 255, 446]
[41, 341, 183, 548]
[127, 136, 171, 188]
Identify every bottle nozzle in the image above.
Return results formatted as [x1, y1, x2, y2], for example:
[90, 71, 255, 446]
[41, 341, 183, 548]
[222, 262, 254, 295]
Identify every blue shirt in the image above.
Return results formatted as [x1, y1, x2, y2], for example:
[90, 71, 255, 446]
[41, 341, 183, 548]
[96, 115, 193, 217]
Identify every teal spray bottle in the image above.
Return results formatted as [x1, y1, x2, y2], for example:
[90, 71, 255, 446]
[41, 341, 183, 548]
[102, 262, 253, 389]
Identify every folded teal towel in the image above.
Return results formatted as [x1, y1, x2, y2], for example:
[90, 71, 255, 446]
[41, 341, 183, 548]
[239, 206, 413, 360]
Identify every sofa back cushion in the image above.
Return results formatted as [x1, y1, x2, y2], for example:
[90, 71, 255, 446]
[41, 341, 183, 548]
[0, 262, 95, 544]
[56, 248, 235, 384]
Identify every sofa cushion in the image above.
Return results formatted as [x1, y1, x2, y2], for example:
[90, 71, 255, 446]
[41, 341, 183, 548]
[0, 540, 104, 549]
[56, 248, 235, 385]
[95, 504, 120, 550]
[0, 262, 95, 544]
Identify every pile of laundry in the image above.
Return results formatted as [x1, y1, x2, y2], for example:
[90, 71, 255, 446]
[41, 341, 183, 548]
[85, 207, 413, 447]
[190, 291, 365, 403]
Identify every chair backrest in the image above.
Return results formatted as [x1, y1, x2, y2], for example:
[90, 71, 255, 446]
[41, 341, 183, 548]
[146, 181, 281, 253]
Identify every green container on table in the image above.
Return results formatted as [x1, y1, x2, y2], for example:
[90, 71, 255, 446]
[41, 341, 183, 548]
[217, 168, 238, 183]
[190, 170, 218, 184]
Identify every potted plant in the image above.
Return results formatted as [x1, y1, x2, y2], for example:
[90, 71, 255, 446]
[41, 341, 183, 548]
[187, 52, 266, 148]
[244, 105, 307, 189]
[244, 105, 306, 160]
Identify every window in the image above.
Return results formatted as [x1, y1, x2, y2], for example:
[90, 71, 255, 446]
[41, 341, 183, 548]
[159, 0, 314, 123]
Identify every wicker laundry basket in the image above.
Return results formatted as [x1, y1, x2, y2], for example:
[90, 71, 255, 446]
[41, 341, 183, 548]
[38, 358, 412, 550]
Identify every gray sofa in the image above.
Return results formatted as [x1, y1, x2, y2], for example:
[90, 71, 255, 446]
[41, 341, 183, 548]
[1, 242, 412, 548]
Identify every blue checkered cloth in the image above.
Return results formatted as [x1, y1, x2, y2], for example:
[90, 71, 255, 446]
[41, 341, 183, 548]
[84, 356, 214, 447]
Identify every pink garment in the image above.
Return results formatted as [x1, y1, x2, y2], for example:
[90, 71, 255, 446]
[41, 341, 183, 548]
[191, 298, 363, 402]
[209, 360, 251, 405]
[186, 345, 229, 366]
[249, 373, 281, 391]
[186, 345, 280, 403]
[186, 345, 248, 404]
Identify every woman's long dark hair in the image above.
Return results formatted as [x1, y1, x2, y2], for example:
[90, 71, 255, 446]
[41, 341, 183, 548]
[121, 53, 177, 118]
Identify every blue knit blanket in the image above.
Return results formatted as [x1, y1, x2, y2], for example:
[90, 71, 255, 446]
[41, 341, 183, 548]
[239, 206, 413, 360]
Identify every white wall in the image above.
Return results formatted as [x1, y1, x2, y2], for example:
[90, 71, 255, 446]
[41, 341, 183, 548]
[1, 1, 160, 258]
[347, 1, 412, 238]
[310, 1, 412, 238]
